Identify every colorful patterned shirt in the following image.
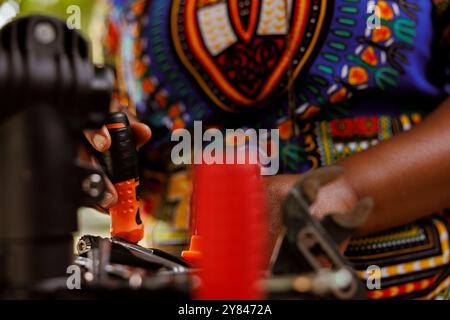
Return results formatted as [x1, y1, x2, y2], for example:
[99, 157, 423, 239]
[108, 0, 450, 299]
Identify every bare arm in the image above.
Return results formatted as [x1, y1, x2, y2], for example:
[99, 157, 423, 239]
[266, 96, 450, 242]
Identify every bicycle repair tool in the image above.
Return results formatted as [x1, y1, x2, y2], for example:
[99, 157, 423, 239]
[0, 15, 111, 298]
[101, 112, 144, 243]
[72, 235, 190, 298]
[77, 235, 189, 273]
[0, 15, 190, 300]
[270, 166, 373, 300]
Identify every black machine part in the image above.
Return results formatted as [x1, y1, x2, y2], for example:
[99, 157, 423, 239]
[66, 236, 190, 298]
[0, 15, 112, 129]
[76, 235, 189, 272]
[270, 166, 373, 300]
[0, 15, 112, 297]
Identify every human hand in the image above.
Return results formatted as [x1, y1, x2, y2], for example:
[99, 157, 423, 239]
[81, 108, 151, 212]
[264, 169, 360, 253]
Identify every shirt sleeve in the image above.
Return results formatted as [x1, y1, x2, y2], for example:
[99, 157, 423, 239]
[432, 0, 450, 93]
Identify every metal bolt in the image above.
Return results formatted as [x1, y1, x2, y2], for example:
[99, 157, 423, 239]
[82, 173, 103, 198]
[334, 268, 353, 289]
[34, 22, 56, 45]
[129, 273, 143, 289]
[77, 237, 93, 255]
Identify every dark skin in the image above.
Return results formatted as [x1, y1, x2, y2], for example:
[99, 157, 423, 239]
[266, 96, 450, 249]
[82, 105, 152, 211]
[85, 97, 450, 251]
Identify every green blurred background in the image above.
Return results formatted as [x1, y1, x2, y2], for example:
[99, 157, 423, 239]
[0, 0, 108, 63]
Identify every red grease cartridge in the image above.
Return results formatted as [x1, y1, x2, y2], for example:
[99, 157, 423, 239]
[103, 112, 143, 243]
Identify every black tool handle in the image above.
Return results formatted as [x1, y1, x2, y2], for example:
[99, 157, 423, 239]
[103, 112, 139, 184]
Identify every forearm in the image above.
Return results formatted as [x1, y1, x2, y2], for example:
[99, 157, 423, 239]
[266, 97, 450, 240]
[338, 96, 450, 235]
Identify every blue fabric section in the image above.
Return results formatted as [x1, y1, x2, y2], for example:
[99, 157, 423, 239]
[398, 1, 439, 96]
[145, 0, 212, 125]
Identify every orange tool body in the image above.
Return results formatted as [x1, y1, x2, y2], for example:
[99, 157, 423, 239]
[103, 112, 144, 243]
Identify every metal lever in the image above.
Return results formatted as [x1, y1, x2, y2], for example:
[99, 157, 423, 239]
[270, 166, 373, 299]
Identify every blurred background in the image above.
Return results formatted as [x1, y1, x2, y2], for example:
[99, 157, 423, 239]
[0, 0, 109, 63]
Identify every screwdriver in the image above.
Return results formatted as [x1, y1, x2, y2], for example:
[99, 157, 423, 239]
[101, 112, 144, 243]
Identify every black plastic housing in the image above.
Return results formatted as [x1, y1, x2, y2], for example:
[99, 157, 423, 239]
[0, 16, 112, 297]
[102, 112, 140, 184]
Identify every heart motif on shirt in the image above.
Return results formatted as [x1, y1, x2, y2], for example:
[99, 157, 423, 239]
[171, 0, 331, 112]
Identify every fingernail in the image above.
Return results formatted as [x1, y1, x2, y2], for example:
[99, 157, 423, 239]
[93, 134, 107, 151]
[100, 191, 114, 208]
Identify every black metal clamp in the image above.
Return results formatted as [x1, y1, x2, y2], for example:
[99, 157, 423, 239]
[270, 166, 373, 299]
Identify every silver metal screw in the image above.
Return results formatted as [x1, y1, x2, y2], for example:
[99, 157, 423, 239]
[77, 237, 92, 255]
[82, 173, 103, 198]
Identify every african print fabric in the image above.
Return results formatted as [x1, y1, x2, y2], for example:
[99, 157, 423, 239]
[108, 0, 450, 299]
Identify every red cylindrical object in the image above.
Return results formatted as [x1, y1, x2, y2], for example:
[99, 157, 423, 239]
[193, 162, 268, 300]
